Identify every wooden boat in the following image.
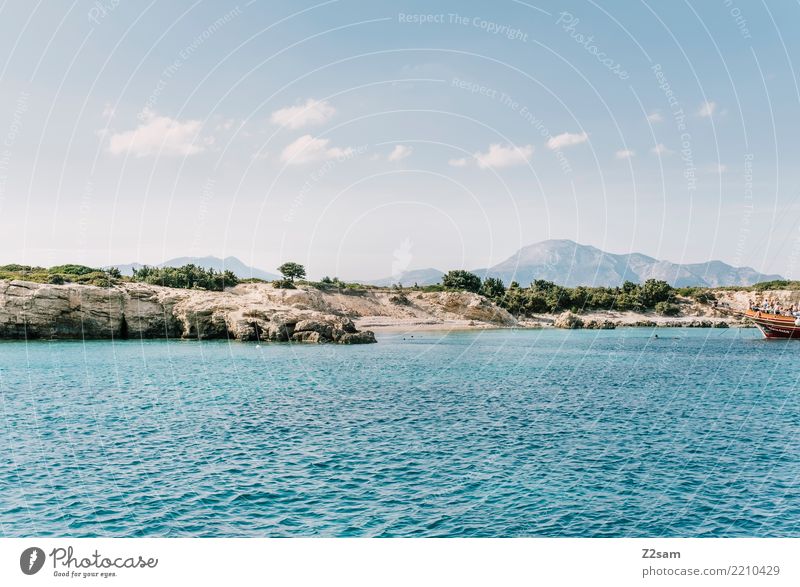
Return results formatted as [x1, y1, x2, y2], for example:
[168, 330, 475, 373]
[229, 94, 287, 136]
[743, 309, 800, 339]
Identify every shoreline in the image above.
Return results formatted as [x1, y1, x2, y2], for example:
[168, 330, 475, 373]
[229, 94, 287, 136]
[0, 279, 768, 340]
[356, 310, 751, 333]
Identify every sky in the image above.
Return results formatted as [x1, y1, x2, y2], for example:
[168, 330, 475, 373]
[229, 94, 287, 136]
[0, 0, 799, 280]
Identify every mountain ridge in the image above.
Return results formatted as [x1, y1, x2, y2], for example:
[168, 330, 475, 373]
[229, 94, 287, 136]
[109, 241, 783, 288]
[369, 240, 782, 287]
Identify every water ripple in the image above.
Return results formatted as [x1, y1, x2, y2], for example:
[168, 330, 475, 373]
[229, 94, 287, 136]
[0, 329, 798, 536]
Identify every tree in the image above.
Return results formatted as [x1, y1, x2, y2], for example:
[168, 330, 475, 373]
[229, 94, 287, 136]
[221, 270, 238, 288]
[442, 270, 482, 293]
[481, 277, 505, 301]
[130, 264, 238, 291]
[639, 279, 674, 307]
[278, 262, 306, 282]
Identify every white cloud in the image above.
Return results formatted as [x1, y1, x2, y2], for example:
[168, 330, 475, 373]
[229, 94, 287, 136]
[270, 98, 335, 129]
[388, 144, 413, 161]
[448, 157, 469, 167]
[646, 111, 662, 123]
[107, 110, 211, 157]
[215, 118, 237, 131]
[546, 131, 588, 150]
[280, 134, 353, 165]
[615, 149, 635, 159]
[697, 101, 717, 118]
[651, 143, 673, 155]
[102, 103, 115, 119]
[473, 144, 533, 168]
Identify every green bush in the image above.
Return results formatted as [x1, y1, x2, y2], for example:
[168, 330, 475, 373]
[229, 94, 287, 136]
[639, 279, 674, 307]
[480, 277, 506, 301]
[751, 280, 795, 291]
[48, 264, 99, 276]
[131, 264, 238, 291]
[389, 293, 411, 305]
[81, 274, 113, 287]
[0, 264, 121, 285]
[272, 279, 296, 289]
[654, 301, 680, 316]
[492, 278, 678, 317]
[676, 287, 716, 304]
[0, 264, 40, 273]
[442, 270, 482, 293]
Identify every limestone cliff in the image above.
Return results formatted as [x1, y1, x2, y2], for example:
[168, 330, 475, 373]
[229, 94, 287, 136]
[0, 280, 376, 343]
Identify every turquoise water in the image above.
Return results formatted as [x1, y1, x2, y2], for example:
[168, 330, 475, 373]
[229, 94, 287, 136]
[1, 328, 798, 537]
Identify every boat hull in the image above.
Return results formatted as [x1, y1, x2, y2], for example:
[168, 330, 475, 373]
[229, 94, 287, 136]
[744, 310, 800, 339]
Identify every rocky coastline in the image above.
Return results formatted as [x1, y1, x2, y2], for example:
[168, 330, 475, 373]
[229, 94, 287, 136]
[0, 279, 780, 341]
[0, 280, 377, 343]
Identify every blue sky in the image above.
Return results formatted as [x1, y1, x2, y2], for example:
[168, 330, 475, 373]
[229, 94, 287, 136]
[0, 0, 798, 279]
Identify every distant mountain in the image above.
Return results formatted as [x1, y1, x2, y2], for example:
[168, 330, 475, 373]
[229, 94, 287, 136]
[366, 268, 444, 287]
[681, 261, 779, 288]
[476, 240, 782, 287]
[109, 256, 280, 281]
[109, 242, 782, 288]
[159, 256, 280, 280]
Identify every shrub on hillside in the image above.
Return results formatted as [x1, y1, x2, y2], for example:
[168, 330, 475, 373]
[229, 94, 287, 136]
[271, 279, 296, 289]
[654, 301, 680, 316]
[480, 277, 506, 302]
[442, 270, 482, 293]
[48, 264, 99, 276]
[131, 264, 238, 291]
[389, 292, 411, 305]
[492, 278, 679, 317]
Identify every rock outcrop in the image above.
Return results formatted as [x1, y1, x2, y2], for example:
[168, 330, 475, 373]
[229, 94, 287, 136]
[414, 291, 517, 325]
[0, 280, 376, 343]
[554, 311, 584, 329]
[583, 319, 616, 330]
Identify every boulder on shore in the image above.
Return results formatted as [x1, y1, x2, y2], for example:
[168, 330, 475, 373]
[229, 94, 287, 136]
[291, 316, 375, 344]
[584, 319, 616, 330]
[554, 311, 584, 329]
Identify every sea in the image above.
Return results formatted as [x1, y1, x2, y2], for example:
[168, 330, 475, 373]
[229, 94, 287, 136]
[1, 328, 798, 537]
